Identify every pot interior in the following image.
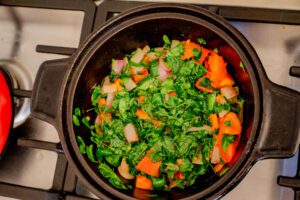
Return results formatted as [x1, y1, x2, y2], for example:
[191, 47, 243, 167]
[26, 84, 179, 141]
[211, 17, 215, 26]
[72, 17, 255, 199]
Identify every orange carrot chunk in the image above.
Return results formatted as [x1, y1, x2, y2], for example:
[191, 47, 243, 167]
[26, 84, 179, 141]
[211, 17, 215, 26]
[169, 91, 178, 97]
[214, 163, 225, 173]
[113, 78, 123, 91]
[209, 113, 219, 131]
[98, 98, 106, 107]
[135, 109, 151, 120]
[206, 54, 235, 88]
[174, 171, 185, 179]
[130, 67, 149, 83]
[136, 151, 161, 177]
[135, 175, 153, 190]
[136, 95, 145, 103]
[219, 112, 242, 135]
[99, 112, 112, 121]
[181, 40, 201, 60]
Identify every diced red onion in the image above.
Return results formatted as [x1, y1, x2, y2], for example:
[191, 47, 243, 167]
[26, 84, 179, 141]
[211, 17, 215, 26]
[188, 125, 212, 132]
[144, 52, 157, 62]
[158, 59, 171, 81]
[124, 123, 139, 143]
[219, 110, 229, 118]
[131, 48, 145, 63]
[103, 76, 110, 86]
[211, 143, 221, 164]
[123, 57, 128, 66]
[221, 86, 237, 99]
[124, 79, 137, 91]
[202, 125, 213, 132]
[171, 40, 180, 49]
[188, 127, 201, 132]
[118, 158, 135, 180]
[106, 93, 115, 108]
[95, 115, 103, 136]
[131, 67, 145, 74]
[164, 94, 169, 102]
[112, 59, 125, 75]
[154, 47, 164, 52]
[142, 45, 150, 53]
[101, 84, 117, 94]
[95, 114, 102, 125]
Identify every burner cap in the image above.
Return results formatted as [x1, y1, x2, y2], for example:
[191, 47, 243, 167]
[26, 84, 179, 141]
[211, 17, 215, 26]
[0, 69, 13, 157]
[0, 60, 32, 128]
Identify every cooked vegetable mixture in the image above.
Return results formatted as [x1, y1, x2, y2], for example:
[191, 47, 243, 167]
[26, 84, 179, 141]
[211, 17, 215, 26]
[73, 35, 244, 191]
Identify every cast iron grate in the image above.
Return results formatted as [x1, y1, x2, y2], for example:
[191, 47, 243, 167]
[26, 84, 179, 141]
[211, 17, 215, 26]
[0, 0, 299, 199]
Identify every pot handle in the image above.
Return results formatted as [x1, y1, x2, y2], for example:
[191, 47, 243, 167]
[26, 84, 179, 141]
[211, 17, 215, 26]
[256, 81, 300, 159]
[31, 58, 69, 126]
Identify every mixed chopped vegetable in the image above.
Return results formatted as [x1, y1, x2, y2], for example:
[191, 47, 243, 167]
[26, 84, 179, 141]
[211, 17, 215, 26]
[73, 35, 244, 191]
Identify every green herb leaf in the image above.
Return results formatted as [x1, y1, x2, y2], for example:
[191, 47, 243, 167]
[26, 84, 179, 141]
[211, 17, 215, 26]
[82, 117, 90, 128]
[197, 37, 206, 45]
[155, 51, 163, 57]
[219, 167, 230, 176]
[200, 77, 211, 88]
[152, 177, 167, 189]
[167, 43, 185, 57]
[91, 86, 101, 106]
[192, 48, 201, 60]
[72, 115, 80, 127]
[224, 120, 231, 127]
[208, 92, 217, 111]
[180, 158, 193, 172]
[77, 136, 86, 154]
[74, 107, 81, 116]
[213, 48, 219, 54]
[86, 144, 96, 162]
[98, 163, 130, 189]
[105, 155, 122, 167]
[163, 34, 171, 46]
[126, 142, 148, 166]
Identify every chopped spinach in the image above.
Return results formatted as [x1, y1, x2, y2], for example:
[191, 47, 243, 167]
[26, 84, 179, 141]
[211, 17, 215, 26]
[98, 163, 130, 189]
[74, 35, 244, 191]
[197, 37, 206, 45]
[72, 115, 80, 127]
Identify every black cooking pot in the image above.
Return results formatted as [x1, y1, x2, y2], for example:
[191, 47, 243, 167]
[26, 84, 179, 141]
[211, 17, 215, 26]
[30, 4, 300, 200]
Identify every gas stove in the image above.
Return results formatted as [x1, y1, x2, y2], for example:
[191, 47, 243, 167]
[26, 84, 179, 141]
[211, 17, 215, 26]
[0, 1, 299, 200]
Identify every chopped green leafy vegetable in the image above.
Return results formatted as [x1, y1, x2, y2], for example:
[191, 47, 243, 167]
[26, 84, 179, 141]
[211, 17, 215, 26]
[86, 144, 96, 162]
[213, 48, 219, 53]
[192, 48, 201, 60]
[197, 37, 206, 45]
[163, 34, 171, 46]
[74, 107, 81, 116]
[74, 35, 244, 191]
[77, 136, 86, 154]
[82, 117, 90, 128]
[72, 115, 80, 127]
[224, 120, 231, 127]
[98, 163, 130, 189]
